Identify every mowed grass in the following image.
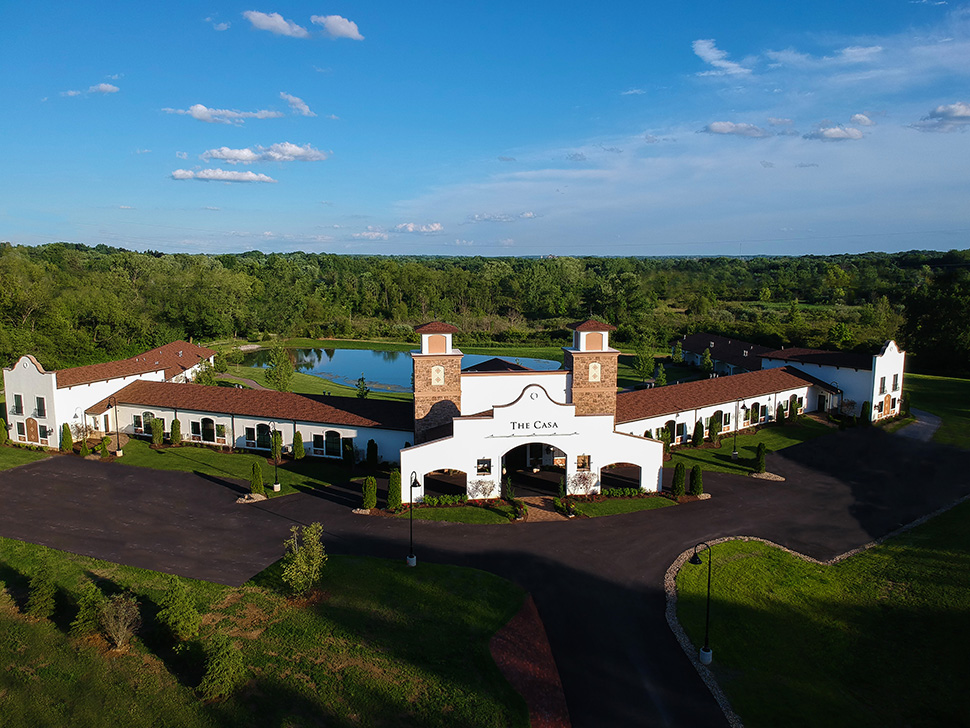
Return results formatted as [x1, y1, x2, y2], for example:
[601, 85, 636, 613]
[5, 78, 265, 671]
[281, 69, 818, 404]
[573, 496, 675, 518]
[225, 364, 413, 403]
[0, 445, 51, 471]
[905, 373, 970, 449]
[117, 437, 353, 497]
[675, 499, 970, 728]
[395, 504, 515, 524]
[665, 417, 833, 475]
[0, 538, 527, 728]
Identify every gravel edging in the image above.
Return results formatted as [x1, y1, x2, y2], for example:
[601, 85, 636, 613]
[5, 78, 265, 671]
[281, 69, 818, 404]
[664, 491, 970, 728]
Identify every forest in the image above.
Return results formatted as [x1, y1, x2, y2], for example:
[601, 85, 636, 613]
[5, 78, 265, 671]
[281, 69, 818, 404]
[0, 241, 968, 376]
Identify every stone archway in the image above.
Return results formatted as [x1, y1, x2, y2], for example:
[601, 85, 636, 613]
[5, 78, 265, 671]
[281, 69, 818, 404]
[601, 462, 641, 490]
[501, 442, 566, 497]
[422, 469, 468, 499]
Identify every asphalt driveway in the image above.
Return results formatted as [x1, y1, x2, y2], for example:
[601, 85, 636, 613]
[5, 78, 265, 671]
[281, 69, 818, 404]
[1, 426, 968, 727]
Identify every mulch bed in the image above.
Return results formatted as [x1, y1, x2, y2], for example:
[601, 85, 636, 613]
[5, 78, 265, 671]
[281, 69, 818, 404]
[490, 595, 571, 728]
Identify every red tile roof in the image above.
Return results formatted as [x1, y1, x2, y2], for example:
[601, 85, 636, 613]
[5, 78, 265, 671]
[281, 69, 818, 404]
[675, 333, 772, 372]
[56, 341, 215, 388]
[568, 319, 616, 332]
[462, 358, 533, 373]
[86, 380, 413, 431]
[760, 347, 874, 371]
[615, 366, 836, 423]
[414, 322, 459, 334]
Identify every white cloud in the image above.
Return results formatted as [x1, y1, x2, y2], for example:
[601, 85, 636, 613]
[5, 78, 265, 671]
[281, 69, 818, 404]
[621, 88, 646, 95]
[176, 151, 188, 159]
[311, 14, 364, 40]
[242, 10, 309, 37]
[453, 238, 474, 246]
[851, 113, 876, 126]
[766, 45, 883, 68]
[760, 160, 775, 168]
[201, 142, 328, 164]
[61, 90, 81, 97]
[393, 222, 444, 233]
[702, 121, 771, 138]
[911, 101, 970, 132]
[498, 156, 517, 161]
[171, 168, 278, 182]
[692, 39, 752, 76]
[88, 83, 119, 94]
[280, 92, 315, 117]
[352, 231, 389, 240]
[519, 211, 537, 219]
[767, 117, 793, 126]
[163, 103, 284, 124]
[566, 152, 587, 161]
[118, 205, 134, 209]
[803, 125, 864, 141]
[325, 113, 339, 120]
[466, 212, 515, 223]
[135, 149, 151, 154]
[213, 21, 230, 31]
[203, 206, 221, 211]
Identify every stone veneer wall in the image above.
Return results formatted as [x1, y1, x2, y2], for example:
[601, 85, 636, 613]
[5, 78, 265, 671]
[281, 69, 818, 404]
[412, 353, 463, 443]
[564, 350, 619, 417]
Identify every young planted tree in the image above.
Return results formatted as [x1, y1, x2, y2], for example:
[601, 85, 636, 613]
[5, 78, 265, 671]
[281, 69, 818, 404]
[708, 416, 722, 446]
[756, 442, 767, 474]
[655, 363, 667, 387]
[271, 429, 283, 464]
[861, 401, 872, 426]
[672, 340, 684, 364]
[387, 470, 402, 510]
[79, 437, 91, 457]
[634, 343, 655, 383]
[692, 421, 705, 447]
[342, 438, 355, 467]
[293, 431, 305, 460]
[356, 373, 370, 399]
[362, 476, 377, 509]
[689, 465, 704, 496]
[26, 565, 57, 620]
[70, 580, 106, 637]
[659, 428, 671, 457]
[60, 423, 73, 452]
[150, 417, 164, 447]
[198, 634, 246, 700]
[266, 345, 294, 392]
[100, 593, 141, 651]
[157, 574, 200, 644]
[193, 360, 217, 386]
[281, 522, 327, 596]
[250, 461, 265, 496]
[99, 437, 110, 458]
[777, 403, 786, 424]
[672, 462, 686, 497]
[0, 421, 7, 446]
[700, 348, 714, 376]
[366, 439, 378, 468]
[170, 418, 181, 446]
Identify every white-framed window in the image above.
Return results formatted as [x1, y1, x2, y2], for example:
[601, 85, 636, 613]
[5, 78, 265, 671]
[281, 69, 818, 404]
[245, 427, 256, 447]
[132, 414, 143, 432]
[879, 377, 887, 395]
[35, 396, 46, 417]
[477, 459, 491, 475]
[724, 412, 732, 428]
[16, 422, 25, 437]
[325, 431, 341, 457]
[12, 394, 23, 415]
[893, 374, 899, 392]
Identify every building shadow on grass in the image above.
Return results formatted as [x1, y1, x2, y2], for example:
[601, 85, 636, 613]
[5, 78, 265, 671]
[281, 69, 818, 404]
[193, 471, 249, 496]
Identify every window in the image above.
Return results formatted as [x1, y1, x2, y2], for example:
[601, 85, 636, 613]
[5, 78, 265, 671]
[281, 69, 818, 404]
[12, 394, 23, 415]
[797, 397, 804, 411]
[201, 417, 215, 442]
[35, 397, 46, 417]
[477, 459, 492, 475]
[724, 412, 731, 428]
[879, 377, 886, 395]
[893, 374, 899, 392]
[256, 424, 271, 449]
[103, 415, 109, 432]
[245, 427, 256, 446]
[142, 412, 155, 430]
[132, 414, 143, 431]
[576, 455, 590, 471]
[191, 421, 201, 436]
[891, 397, 897, 411]
[16, 422, 25, 436]
[325, 431, 341, 457]
[39, 425, 49, 439]
[313, 434, 325, 452]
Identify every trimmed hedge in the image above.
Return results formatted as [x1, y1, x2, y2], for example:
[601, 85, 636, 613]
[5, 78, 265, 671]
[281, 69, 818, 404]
[672, 462, 686, 497]
[422, 494, 468, 508]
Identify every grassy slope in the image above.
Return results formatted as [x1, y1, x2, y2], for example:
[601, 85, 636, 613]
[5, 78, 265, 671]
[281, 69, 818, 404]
[573, 496, 675, 518]
[905, 373, 970, 449]
[675, 499, 970, 728]
[395, 504, 514, 524]
[0, 539, 527, 728]
[0, 446, 51, 471]
[225, 364, 413, 403]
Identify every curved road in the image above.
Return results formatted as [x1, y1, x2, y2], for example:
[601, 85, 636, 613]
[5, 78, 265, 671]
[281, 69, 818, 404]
[1, 425, 967, 727]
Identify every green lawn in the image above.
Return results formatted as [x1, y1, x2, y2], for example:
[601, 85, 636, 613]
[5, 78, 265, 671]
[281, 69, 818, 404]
[905, 373, 970, 449]
[572, 496, 675, 518]
[225, 364, 413, 403]
[395, 503, 515, 524]
[0, 538, 527, 728]
[0, 445, 52, 471]
[665, 418, 833, 475]
[675, 499, 970, 728]
[117, 438, 357, 497]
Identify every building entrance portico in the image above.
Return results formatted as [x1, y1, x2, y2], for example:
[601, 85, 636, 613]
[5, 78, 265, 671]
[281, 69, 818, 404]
[502, 442, 566, 497]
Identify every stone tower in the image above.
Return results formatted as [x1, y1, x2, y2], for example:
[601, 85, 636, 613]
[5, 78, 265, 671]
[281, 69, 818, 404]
[412, 322, 462, 443]
[563, 319, 619, 418]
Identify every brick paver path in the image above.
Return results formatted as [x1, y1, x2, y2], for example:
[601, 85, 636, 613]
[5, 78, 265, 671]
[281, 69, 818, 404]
[521, 496, 569, 522]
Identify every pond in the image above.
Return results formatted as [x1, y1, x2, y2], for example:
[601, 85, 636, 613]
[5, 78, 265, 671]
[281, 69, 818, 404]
[241, 348, 561, 393]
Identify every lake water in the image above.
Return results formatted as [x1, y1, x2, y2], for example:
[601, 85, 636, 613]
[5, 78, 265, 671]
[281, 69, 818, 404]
[241, 348, 561, 393]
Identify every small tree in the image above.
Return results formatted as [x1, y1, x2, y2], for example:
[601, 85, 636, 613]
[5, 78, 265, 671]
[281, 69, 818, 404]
[689, 465, 704, 496]
[26, 566, 57, 620]
[250, 461, 265, 496]
[281, 522, 327, 595]
[157, 574, 200, 644]
[79, 437, 91, 457]
[60, 423, 73, 452]
[692, 421, 705, 447]
[366, 439, 378, 468]
[756, 442, 767, 474]
[776, 403, 786, 424]
[266, 345, 294, 393]
[170, 418, 182, 446]
[788, 401, 798, 424]
[271, 429, 283, 464]
[700, 348, 714, 376]
[659, 428, 671, 456]
[860, 401, 872, 426]
[634, 344, 655, 383]
[901, 391, 911, 416]
[198, 634, 246, 700]
[672, 340, 684, 364]
[99, 437, 110, 459]
[362, 476, 377, 509]
[672, 462, 686, 497]
[193, 360, 217, 386]
[356, 373, 370, 399]
[709, 416, 722, 445]
[387, 470, 402, 510]
[70, 580, 106, 637]
[293, 431, 305, 460]
[101, 593, 141, 651]
[150, 417, 164, 447]
[0, 421, 8, 447]
[654, 363, 667, 387]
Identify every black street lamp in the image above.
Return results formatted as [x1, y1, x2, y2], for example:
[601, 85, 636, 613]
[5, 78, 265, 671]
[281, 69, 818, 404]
[271, 421, 280, 492]
[111, 396, 123, 457]
[407, 471, 419, 567]
[688, 541, 714, 665]
[732, 400, 740, 461]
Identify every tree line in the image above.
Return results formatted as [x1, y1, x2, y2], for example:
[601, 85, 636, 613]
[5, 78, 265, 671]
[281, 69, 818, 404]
[0, 241, 967, 375]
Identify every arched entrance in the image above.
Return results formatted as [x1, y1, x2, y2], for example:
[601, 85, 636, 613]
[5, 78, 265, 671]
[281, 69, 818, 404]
[423, 469, 468, 499]
[501, 442, 566, 497]
[601, 462, 641, 490]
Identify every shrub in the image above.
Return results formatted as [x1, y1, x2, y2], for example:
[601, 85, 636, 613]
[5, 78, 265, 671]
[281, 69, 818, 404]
[692, 421, 705, 447]
[60, 423, 73, 452]
[366, 439, 378, 468]
[293, 431, 305, 460]
[602, 487, 643, 498]
[659, 428, 671, 455]
[708, 417, 722, 443]
[504, 477, 516, 501]
[170, 418, 181, 445]
[655, 363, 667, 387]
[101, 593, 141, 650]
[157, 574, 200, 643]
[150, 418, 163, 447]
[281, 522, 327, 595]
[777, 403, 786, 424]
[26, 565, 57, 620]
[198, 634, 245, 700]
[250, 461, 265, 496]
[342, 438, 355, 466]
[861, 401, 872, 426]
[423, 494, 467, 507]
[362, 476, 377, 509]
[79, 438, 90, 457]
[386, 470, 402, 510]
[70, 581, 106, 637]
[271, 429, 282, 463]
[672, 462, 686, 497]
[901, 391, 911, 416]
[99, 437, 110, 458]
[689, 465, 704, 496]
[756, 442, 767, 473]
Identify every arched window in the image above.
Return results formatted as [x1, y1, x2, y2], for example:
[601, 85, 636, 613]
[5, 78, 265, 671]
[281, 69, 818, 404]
[325, 430, 341, 457]
[256, 423, 271, 449]
[201, 417, 215, 442]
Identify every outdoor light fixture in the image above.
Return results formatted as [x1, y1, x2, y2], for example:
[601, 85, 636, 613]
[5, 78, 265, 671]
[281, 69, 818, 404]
[111, 396, 123, 457]
[271, 421, 281, 492]
[688, 542, 714, 665]
[732, 400, 740, 461]
[407, 471, 419, 567]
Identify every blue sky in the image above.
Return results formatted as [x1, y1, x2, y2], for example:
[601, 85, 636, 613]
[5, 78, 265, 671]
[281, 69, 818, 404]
[2, 1, 969, 256]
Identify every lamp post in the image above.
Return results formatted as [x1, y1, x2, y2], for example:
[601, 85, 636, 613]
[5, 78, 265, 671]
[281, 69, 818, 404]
[111, 396, 123, 457]
[407, 471, 419, 567]
[688, 541, 713, 665]
[270, 421, 281, 492]
[732, 399, 740, 461]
